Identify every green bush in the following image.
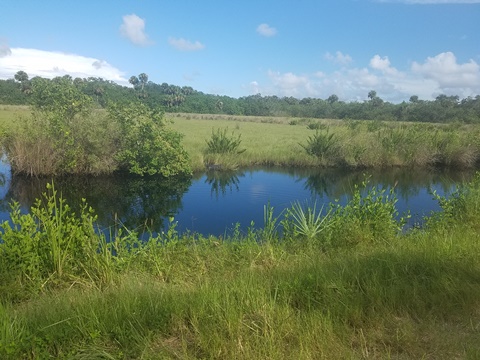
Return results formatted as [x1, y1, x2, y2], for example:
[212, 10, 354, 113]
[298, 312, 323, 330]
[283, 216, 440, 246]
[4, 76, 191, 177]
[205, 127, 246, 154]
[0, 183, 115, 301]
[107, 101, 191, 176]
[300, 129, 340, 162]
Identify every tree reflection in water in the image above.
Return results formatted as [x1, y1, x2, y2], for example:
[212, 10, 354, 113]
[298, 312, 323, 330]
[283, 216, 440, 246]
[1, 173, 192, 234]
[0, 166, 476, 237]
[204, 170, 244, 198]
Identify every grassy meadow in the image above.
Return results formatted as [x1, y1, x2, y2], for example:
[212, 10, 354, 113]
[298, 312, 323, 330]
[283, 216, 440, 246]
[171, 112, 480, 171]
[1, 105, 480, 173]
[1, 106, 480, 358]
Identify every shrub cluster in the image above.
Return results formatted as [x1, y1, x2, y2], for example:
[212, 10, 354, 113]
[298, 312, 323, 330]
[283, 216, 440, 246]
[4, 76, 191, 177]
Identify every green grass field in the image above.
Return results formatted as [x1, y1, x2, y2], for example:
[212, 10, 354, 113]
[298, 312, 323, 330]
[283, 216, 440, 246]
[1, 105, 480, 173]
[168, 112, 480, 171]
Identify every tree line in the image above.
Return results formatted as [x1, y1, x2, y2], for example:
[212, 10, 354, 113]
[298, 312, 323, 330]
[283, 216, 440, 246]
[1, 71, 479, 123]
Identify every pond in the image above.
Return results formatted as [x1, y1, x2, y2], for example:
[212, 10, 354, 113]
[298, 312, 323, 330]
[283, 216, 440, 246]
[0, 159, 475, 237]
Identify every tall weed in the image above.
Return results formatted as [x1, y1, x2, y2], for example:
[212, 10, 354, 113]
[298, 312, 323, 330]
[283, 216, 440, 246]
[0, 183, 116, 299]
[327, 178, 407, 247]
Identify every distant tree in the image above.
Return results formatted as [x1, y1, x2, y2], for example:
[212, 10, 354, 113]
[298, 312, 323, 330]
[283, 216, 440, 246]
[368, 90, 383, 107]
[13, 71, 32, 94]
[409, 95, 419, 103]
[327, 94, 339, 104]
[181, 86, 194, 95]
[138, 73, 148, 91]
[436, 94, 459, 107]
[14, 71, 29, 83]
[129, 76, 140, 89]
[215, 99, 224, 112]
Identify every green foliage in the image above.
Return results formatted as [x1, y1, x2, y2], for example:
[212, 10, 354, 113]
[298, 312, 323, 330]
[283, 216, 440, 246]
[205, 127, 246, 154]
[328, 178, 407, 246]
[4, 76, 123, 175]
[107, 101, 191, 176]
[284, 200, 333, 241]
[428, 172, 480, 229]
[301, 129, 340, 162]
[0, 183, 115, 300]
[1, 72, 480, 123]
[261, 202, 282, 242]
[306, 122, 327, 130]
[4, 79, 191, 177]
[28, 76, 94, 173]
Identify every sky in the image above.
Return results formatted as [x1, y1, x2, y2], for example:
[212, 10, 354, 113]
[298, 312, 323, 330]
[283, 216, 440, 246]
[0, 0, 479, 103]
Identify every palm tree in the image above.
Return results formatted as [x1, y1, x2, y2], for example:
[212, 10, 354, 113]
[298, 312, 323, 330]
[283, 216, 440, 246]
[129, 76, 140, 89]
[138, 73, 148, 92]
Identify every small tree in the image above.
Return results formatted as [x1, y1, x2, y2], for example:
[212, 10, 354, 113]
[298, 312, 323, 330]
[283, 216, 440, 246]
[107, 101, 191, 176]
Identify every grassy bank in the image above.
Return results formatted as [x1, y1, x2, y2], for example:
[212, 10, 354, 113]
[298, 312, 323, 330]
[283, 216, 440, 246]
[1, 175, 480, 358]
[167, 113, 480, 172]
[1, 106, 480, 174]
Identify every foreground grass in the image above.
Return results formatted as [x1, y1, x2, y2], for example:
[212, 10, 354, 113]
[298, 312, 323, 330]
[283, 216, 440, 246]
[1, 176, 480, 359]
[1, 106, 480, 173]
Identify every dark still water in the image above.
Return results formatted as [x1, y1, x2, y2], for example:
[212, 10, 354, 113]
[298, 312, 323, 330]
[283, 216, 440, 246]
[0, 160, 476, 237]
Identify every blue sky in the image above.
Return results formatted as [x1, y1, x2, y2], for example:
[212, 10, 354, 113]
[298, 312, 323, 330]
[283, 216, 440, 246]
[1, 0, 479, 102]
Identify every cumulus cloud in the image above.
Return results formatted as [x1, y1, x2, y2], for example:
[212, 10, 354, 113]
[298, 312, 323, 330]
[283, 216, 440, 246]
[325, 51, 353, 65]
[256, 23, 277, 37]
[120, 14, 152, 46]
[412, 52, 480, 88]
[256, 51, 480, 102]
[168, 37, 205, 51]
[0, 48, 129, 85]
[267, 70, 312, 97]
[369, 55, 401, 76]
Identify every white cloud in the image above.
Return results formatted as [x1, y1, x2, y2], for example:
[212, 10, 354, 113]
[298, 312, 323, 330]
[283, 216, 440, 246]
[256, 51, 480, 102]
[168, 37, 205, 51]
[369, 55, 401, 76]
[325, 51, 353, 65]
[249, 81, 260, 94]
[256, 24, 277, 37]
[0, 48, 129, 85]
[267, 70, 312, 97]
[120, 14, 152, 46]
[412, 52, 480, 88]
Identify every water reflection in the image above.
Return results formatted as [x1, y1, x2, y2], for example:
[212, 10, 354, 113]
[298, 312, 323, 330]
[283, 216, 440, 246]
[1, 174, 192, 233]
[0, 166, 476, 236]
[204, 170, 244, 198]
[299, 167, 473, 200]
